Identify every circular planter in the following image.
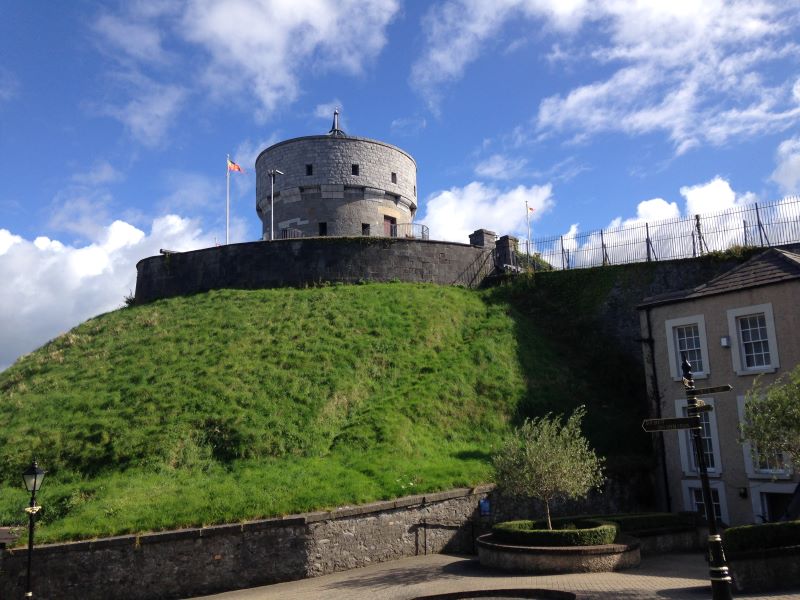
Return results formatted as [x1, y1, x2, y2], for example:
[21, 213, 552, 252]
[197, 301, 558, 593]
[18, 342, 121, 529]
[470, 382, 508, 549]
[476, 533, 640, 574]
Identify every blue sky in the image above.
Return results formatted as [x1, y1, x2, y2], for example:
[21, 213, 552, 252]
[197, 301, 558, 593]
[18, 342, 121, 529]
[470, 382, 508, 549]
[2, 0, 800, 369]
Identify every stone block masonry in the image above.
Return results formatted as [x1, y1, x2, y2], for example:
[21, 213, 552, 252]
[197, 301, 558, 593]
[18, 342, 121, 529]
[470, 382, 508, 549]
[0, 487, 492, 600]
[135, 237, 499, 304]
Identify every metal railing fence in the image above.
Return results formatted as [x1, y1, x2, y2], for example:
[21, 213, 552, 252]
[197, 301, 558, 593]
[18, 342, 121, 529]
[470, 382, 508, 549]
[390, 223, 430, 240]
[526, 196, 800, 270]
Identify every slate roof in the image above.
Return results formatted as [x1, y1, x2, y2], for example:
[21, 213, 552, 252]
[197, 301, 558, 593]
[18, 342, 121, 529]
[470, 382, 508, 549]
[639, 248, 800, 308]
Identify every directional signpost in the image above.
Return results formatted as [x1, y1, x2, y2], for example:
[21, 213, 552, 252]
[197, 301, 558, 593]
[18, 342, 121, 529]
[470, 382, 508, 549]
[641, 416, 700, 432]
[643, 359, 734, 600]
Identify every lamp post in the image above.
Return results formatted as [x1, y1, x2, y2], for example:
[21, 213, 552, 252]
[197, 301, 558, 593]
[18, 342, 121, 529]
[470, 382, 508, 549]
[682, 359, 734, 600]
[23, 460, 45, 599]
[267, 169, 284, 241]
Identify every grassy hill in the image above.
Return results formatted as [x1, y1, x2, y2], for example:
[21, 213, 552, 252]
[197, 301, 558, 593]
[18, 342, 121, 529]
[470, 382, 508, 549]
[0, 280, 649, 543]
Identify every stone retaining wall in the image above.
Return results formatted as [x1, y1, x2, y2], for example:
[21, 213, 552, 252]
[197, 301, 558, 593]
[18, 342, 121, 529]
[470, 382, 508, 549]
[0, 487, 492, 600]
[135, 237, 498, 304]
[0, 479, 649, 600]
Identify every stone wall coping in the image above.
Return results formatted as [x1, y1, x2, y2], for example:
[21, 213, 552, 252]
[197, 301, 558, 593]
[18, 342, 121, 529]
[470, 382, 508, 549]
[476, 533, 640, 555]
[4, 486, 494, 557]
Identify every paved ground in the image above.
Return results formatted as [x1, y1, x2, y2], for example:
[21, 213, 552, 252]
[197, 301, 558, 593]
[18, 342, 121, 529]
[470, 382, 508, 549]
[193, 552, 799, 600]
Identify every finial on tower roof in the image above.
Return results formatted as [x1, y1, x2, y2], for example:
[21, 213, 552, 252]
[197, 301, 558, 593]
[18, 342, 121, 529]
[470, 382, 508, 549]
[328, 108, 346, 137]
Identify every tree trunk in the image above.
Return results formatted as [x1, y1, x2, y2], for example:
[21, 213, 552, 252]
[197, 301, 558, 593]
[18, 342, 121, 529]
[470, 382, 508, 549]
[544, 500, 552, 530]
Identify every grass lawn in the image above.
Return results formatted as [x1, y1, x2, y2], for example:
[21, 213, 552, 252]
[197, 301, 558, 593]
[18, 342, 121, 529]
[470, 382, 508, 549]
[0, 280, 649, 543]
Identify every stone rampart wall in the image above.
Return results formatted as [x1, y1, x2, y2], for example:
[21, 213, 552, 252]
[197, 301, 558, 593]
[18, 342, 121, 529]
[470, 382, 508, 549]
[135, 237, 496, 304]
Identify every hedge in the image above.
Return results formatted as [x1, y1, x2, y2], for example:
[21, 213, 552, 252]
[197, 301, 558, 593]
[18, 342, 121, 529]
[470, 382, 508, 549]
[492, 519, 618, 547]
[595, 512, 700, 533]
[723, 519, 800, 555]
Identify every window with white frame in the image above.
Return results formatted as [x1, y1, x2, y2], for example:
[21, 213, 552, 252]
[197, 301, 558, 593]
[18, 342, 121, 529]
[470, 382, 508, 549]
[665, 315, 710, 380]
[750, 482, 796, 523]
[727, 304, 779, 375]
[675, 398, 721, 475]
[736, 395, 791, 478]
[682, 479, 728, 524]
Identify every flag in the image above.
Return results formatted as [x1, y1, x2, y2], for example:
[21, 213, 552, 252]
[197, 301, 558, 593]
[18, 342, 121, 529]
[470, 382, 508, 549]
[227, 158, 243, 173]
[528, 206, 536, 212]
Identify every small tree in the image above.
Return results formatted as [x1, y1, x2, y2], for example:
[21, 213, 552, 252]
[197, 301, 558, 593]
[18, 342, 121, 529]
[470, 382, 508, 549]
[493, 406, 605, 530]
[741, 365, 800, 460]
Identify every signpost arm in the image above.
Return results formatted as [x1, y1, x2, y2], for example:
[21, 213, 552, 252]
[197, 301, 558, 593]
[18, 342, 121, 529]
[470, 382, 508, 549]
[682, 359, 734, 600]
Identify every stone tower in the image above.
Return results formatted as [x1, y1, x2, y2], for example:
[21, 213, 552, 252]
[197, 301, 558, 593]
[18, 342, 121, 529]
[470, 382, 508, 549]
[255, 111, 420, 240]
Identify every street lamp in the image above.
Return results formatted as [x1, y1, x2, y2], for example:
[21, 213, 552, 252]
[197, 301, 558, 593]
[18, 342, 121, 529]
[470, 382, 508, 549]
[23, 460, 45, 599]
[267, 168, 284, 241]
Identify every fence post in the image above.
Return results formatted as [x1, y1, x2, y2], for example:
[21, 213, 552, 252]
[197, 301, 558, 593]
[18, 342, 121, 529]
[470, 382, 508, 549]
[743, 220, 748, 247]
[645, 223, 652, 262]
[560, 236, 566, 270]
[692, 231, 696, 258]
[694, 214, 709, 255]
[600, 229, 609, 266]
[755, 203, 770, 247]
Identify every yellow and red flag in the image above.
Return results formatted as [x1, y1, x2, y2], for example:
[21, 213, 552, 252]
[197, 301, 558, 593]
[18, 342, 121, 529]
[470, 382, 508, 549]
[227, 158, 243, 173]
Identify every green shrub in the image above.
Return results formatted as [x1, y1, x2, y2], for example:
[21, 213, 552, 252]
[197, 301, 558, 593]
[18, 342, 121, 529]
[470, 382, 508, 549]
[492, 518, 618, 546]
[585, 512, 701, 533]
[723, 520, 800, 555]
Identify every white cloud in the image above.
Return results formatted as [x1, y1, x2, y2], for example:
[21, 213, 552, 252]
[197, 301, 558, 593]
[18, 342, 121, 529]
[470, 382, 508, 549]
[0, 216, 213, 371]
[413, 1, 800, 153]
[771, 137, 800, 195]
[71, 160, 124, 186]
[93, 13, 171, 64]
[101, 75, 187, 147]
[411, 0, 588, 109]
[314, 100, 342, 121]
[475, 154, 528, 179]
[390, 116, 427, 136]
[679, 176, 755, 215]
[181, 0, 399, 119]
[420, 181, 553, 243]
[0, 229, 22, 255]
[48, 189, 115, 240]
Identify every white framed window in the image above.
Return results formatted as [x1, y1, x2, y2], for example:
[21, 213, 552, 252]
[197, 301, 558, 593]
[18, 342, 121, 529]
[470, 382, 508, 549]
[736, 395, 792, 479]
[727, 303, 779, 375]
[675, 398, 722, 476]
[748, 481, 797, 523]
[681, 479, 729, 524]
[665, 315, 709, 381]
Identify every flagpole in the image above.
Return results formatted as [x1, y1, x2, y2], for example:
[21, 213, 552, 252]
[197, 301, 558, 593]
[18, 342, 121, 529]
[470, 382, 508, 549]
[526, 200, 531, 267]
[226, 154, 230, 245]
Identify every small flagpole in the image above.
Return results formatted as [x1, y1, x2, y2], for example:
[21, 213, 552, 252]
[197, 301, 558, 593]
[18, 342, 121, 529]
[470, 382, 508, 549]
[226, 154, 230, 245]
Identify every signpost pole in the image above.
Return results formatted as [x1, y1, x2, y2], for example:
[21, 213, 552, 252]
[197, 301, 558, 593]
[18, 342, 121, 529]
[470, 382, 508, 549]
[682, 359, 734, 600]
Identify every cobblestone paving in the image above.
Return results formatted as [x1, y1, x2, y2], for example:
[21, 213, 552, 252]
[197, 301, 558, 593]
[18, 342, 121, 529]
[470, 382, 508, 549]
[193, 552, 799, 600]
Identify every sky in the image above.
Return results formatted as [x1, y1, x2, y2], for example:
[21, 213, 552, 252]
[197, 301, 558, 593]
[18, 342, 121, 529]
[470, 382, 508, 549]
[1, 0, 800, 370]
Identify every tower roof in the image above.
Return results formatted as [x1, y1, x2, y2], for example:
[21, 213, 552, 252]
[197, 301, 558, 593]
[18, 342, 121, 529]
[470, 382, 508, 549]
[328, 109, 346, 137]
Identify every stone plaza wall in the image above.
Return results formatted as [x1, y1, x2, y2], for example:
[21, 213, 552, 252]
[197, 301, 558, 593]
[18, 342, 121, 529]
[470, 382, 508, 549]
[0, 487, 490, 600]
[134, 237, 497, 304]
[0, 478, 650, 600]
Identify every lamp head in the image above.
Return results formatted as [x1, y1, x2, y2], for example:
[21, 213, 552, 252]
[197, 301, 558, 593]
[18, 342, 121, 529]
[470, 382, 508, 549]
[23, 461, 45, 493]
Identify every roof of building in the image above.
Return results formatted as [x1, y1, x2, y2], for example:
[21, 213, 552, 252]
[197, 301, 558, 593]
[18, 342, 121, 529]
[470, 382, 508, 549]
[638, 247, 800, 308]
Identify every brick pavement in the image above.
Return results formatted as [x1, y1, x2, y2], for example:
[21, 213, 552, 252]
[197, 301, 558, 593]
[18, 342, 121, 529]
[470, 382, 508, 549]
[192, 552, 800, 600]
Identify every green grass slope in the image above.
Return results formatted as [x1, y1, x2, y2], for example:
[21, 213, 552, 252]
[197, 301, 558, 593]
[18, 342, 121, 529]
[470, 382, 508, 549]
[0, 280, 650, 543]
